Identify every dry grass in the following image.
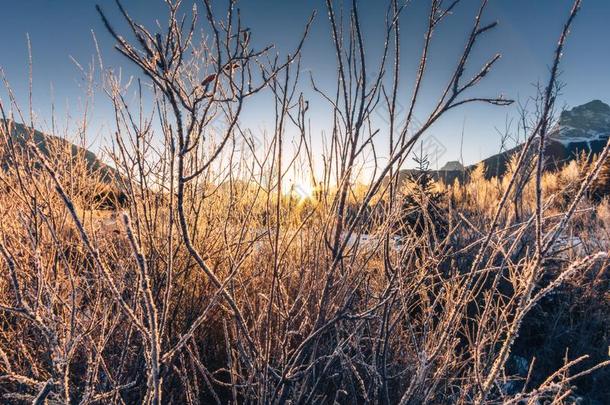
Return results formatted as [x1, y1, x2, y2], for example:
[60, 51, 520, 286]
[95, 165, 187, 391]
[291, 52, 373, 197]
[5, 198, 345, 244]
[0, 0, 608, 404]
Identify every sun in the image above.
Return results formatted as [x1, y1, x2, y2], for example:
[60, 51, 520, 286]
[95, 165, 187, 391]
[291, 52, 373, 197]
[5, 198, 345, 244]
[296, 183, 315, 201]
[289, 181, 316, 203]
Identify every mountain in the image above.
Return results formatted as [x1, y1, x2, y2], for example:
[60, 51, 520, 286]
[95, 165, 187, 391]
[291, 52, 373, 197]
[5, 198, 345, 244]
[401, 100, 610, 190]
[1, 120, 119, 181]
[550, 100, 610, 147]
[1, 120, 126, 208]
[475, 100, 610, 180]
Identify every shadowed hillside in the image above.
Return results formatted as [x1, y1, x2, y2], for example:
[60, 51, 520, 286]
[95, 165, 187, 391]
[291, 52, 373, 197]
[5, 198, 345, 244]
[1, 120, 119, 182]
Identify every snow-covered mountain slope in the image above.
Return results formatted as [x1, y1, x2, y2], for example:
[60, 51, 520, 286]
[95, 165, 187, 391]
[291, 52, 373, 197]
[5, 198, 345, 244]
[473, 100, 610, 177]
[548, 100, 610, 148]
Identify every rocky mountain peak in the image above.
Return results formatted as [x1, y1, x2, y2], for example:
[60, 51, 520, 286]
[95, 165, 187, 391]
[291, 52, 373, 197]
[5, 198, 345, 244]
[551, 100, 610, 145]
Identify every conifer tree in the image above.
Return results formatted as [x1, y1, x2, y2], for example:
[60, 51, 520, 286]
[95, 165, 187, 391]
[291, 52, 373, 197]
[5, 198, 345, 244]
[398, 143, 448, 242]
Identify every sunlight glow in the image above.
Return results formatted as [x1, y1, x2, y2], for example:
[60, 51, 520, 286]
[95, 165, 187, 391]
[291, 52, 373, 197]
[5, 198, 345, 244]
[288, 181, 317, 203]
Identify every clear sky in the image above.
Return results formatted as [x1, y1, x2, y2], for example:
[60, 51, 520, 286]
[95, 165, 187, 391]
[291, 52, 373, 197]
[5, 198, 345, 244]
[1, 0, 609, 169]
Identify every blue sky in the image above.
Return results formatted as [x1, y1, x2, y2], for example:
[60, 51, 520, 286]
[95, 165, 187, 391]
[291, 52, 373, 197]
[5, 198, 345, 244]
[0, 0, 609, 168]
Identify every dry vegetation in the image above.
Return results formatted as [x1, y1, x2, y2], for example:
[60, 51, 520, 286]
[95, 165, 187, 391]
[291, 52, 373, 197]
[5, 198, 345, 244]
[0, 0, 609, 403]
